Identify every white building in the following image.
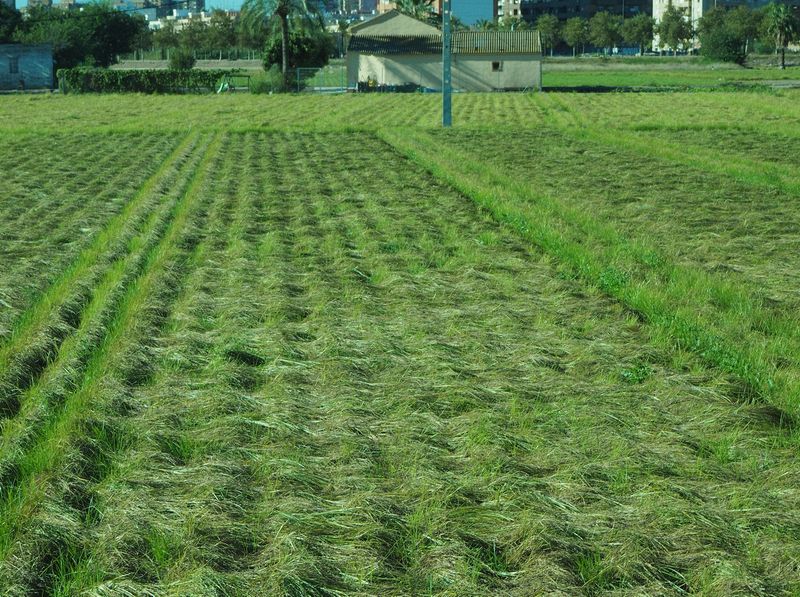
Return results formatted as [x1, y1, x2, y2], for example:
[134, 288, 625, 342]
[347, 10, 542, 91]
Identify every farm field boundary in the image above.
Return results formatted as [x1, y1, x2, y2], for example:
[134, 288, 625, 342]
[3, 131, 796, 594]
[379, 128, 800, 420]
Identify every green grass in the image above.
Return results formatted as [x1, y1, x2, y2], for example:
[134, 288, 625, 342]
[541, 64, 800, 88]
[2, 89, 800, 594]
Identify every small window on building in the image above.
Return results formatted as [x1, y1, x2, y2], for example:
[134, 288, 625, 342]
[513, 8, 519, 14]
[492, 61, 503, 72]
[9, 57, 19, 75]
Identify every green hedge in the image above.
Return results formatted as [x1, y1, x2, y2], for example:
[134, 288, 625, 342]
[57, 68, 239, 94]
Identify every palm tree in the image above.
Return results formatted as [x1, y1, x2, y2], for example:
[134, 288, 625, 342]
[396, 0, 434, 22]
[764, 2, 798, 69]
[241, 0, 320, 78]
[474, 19, 496, 31]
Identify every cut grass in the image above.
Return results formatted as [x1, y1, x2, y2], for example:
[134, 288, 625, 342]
[0, 132, 180, 339]
[0, 132, 198, 420]
[0, 133, 223, 592]
[1, 89, 798, 135]
[379, 127, 800, 418]
[2, 93, 800, 594]
[0, 132, 794, 594]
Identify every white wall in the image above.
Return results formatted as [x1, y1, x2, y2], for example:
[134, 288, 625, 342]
[349, 53, 542, 91]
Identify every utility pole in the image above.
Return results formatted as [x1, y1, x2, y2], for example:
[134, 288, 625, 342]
[442, 0, 452, 127]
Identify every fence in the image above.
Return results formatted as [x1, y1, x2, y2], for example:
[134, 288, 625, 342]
[121, 48, 262, 61]
[295, 64, 347, 93]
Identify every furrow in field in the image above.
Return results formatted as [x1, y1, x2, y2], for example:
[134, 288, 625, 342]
[0, 132, 197, 414]
[232, 132, 800, 595]
[0, 132, 213, 488]
[0, 133, 179, 339]
[48, 133, 258, 594]
[380, 127, 800, 416]
[0, 133, 225, 594]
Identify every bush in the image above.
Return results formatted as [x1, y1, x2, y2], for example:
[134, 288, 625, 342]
[700, 27, 747, 64]
[263, 31, 334, 70]
[57, 67, 237, 93]
[250, 64, 286, 94]
[169, 48, 196, 70]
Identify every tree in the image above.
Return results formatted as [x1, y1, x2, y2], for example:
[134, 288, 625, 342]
[589, 11, 622, 54]
[726, 5, 760, 54]
[206, 9, 236, 57]
[562, 16, 588, 56]
[181, 16, 208, 51]
[474, 19, 496, 31]
[153, 20, 180, 50]
[15, 4, 147, 69]
[241, 0, 322, 78]
[536, 13, 560, 56]
[621, 13, 654, 54]
[0, 3, 22, 44]
[263, 25, 333, 69]
[698, 6, 747, 64]
[169, 47, 196, 69]
[396, 0, 434, 22]
[657, 5, 692, 53]
[764, 1, 798, 69]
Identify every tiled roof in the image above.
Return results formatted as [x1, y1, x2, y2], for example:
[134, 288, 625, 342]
[453, 31, 541, 54]
[348, 34, 442, 55]
[348, 31, 542, 55]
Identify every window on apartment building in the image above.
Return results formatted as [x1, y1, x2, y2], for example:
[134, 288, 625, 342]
[9, 56, 19, 74]
[513, 8, 519, 14]
[492, 61, 503, 72]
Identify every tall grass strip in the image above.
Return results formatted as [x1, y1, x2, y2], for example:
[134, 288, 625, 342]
[378, 128, 800, 419]
[0, 133, 224, 591]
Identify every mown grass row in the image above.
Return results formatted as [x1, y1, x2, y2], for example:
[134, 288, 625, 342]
[432, 128, 800, 314]
[247, 133, 800, 594]
[46, 132, 800, 594]
[530, 91, 800, 137]
[47, 131, 260, 594]
[0, 132, 197, 416]
[0, 133, 179, 339]
[0, 132, 212, 492]
[2, 130, 798, 593]
[0, 133, 223, 594]
[379, 128, 800, 421]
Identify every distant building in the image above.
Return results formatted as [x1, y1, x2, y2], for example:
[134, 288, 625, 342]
[0, 44, 53, 91]
[27, 0, 53, 7]
[376, 0, 443, 14]
[347, 10, 542, 90]
[522, 0, 650, 23]
[453, 0, 494, 24]
[497, 0, 522, 20]
[652, 0, 770, 48]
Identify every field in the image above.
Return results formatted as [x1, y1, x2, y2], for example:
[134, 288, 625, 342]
[1, 90, 800, 595]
